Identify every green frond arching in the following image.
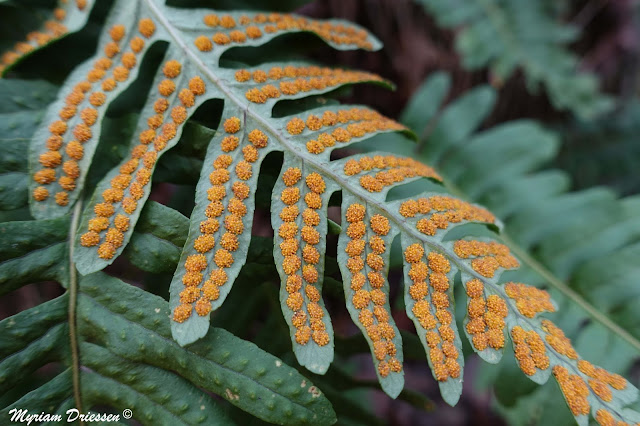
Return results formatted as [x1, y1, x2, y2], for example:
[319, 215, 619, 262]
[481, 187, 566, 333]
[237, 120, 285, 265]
[2, 0, 640, 424]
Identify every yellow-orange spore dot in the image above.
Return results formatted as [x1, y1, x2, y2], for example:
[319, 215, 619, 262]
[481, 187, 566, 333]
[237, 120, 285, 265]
[228, 198, 247, 217]
[158, 79, 175, 96]
[220, 232, 239, 252]
[281, 187, 300, 205]
[146, 103, 165, 119]
[73, 123, 92, 143]
[121, 52, 136, 69]
[213, 33, 230, 45]
[49, 120, 67, 135]
[200, 218, 220, 235]
[105, 228, 124, 247]
[33, 186, 49, 201]
[209, 169, 230, 185]
[58, 176, 76, 191]
[114, 214, 130, 232]
[189, 76, 206, 95]
[285, 275, 302, 294]
[465, 279, 484, 298]
[295, 325, 312, 345]
[252, 70, 268, 83]
[79, 107, 98, 127]
[162, 60, 182, 79]
[279, 238, 299, 256]
[53, 8, 66, 20]
[94, 202, 115, 218]
[213, 155, 232, 170]
[427, 252, 450, 274]
[184, 254, 208, 272]
[223, 117, 241, 134]
[218, 136, 238, 152]
[195, 298, 212, 316]
[301, 209, 319, 227]
[130, 36, 145, 53]
[203, 14, 219, 27]
[235, 161, 252, 180]
[279, 205, 299, 223]
[595, 410, 615, 426]
[346, 221, 366, 239]
[172, 304, 192, 323]
[242, 145, 258, 163]
[345, 204, 366, 223]
[286, 291, 304, 311]
[80, 231, 100, 247]
[113, 66, 129, 82]
[179, 89, 195, 107]
[224, 214, 244, 235]
[239, 25, 260, 38]
[136, 168, 151, 185]
[370, 289, 386, 306]
[39, 151, 62, 168]
[404, 243, 424, 263]
[97, 242, 116, 259]
[235, 69, 251, 82]
[305, 173, 325, 194]
[59, 105, 76, 121]
[89, 92, 106, 107]
[279, 223, 298, 240]
[46, 136, 63, 151]
[109, 24, 125, 42]
[194, 234, 215, 253]
[303, 193, 321, 210]
[182, 271, 202, 287]
[232, 182, 250, 200]
[102, 188, 123, 203]
[286, 117, 305, 135]
[220, 15, 235, 28]
[56, 191, 70, 205]
[247, 129, 268, 148]
[102, 78, 117, 92]
[179, 286, 200, 304]
[202, 282, 220, 301]
[207, 185, 226, 202]
[143, 151, 157, 169]
[138, 18, 156, 38]
[370, 214, 390, 236]
[345, 239, 365, 257]
[122, 197, 137, 214]
[301, 226, 320, 245]
[366, 253, 384, 271]
[195, 35, 213, 51]
[358, 309, 374, 327]
[352, 290, 370, 309]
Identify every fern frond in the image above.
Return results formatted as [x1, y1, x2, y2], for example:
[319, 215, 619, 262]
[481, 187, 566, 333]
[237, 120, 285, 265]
[0, 0, 94, 76]
[416, 0, 612, 119]
[6, 1, 640, 424]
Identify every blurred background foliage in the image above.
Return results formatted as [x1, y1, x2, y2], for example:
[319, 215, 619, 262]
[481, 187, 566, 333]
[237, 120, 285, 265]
[2, 0, 640, 424]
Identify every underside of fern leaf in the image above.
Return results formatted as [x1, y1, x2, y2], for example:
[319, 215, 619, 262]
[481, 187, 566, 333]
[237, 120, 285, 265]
[15, 0, 640, 424]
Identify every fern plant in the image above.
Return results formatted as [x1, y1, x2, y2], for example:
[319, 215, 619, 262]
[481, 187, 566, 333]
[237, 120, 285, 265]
[415, 0, 612, 119]
[1, 0, 639, 424]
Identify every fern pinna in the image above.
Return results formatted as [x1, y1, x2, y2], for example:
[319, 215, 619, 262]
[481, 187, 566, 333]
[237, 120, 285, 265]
[1, 0, 637, 424]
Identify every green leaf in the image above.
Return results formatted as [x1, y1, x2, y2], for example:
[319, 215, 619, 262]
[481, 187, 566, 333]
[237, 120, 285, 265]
[79, 272, 337, 425]
[416, 0, 612, 118]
